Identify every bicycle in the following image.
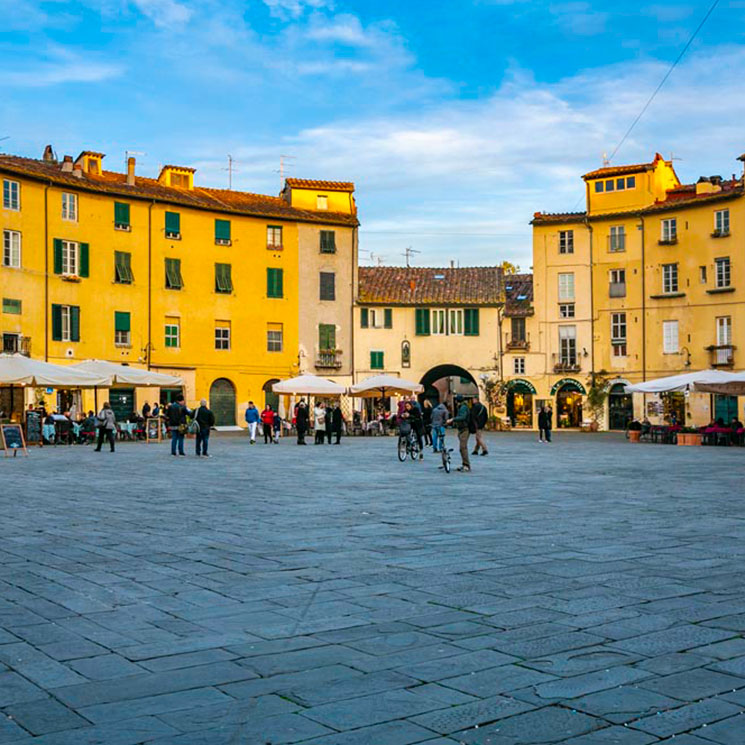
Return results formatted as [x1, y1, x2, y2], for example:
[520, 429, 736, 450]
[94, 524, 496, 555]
[397, 425, 421, 462]
[436, 428, 453, 473]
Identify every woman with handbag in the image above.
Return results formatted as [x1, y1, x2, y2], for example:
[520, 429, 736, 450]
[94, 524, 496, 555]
[94, 402, 117, 453]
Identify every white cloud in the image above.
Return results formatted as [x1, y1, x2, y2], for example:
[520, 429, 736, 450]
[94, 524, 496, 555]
[4, 48, 124, 87]
[132, 0, 192, 28]
[262, 0, 332, 20]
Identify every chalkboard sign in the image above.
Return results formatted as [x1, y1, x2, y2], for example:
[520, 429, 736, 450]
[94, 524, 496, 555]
[146, 417, 161, 443]
[25, 411, 42, 445]
[1, 424, 28, 457]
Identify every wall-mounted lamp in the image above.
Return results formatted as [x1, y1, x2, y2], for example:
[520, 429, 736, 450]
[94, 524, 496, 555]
[679, 346, 692, 367]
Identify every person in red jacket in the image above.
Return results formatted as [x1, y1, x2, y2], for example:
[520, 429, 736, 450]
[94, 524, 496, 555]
[261, 405, 275, 444]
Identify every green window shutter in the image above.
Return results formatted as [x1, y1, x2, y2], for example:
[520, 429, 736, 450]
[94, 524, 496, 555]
[166, 258, 183, 289]
[384, 308, 393, 329]
[215, 263, 232, 293]
[320, 230, 336, 253]
[115, 251, 134, 283]
[114, 202, 130, 227]
[173, 258, 183, 288]
[360, 308, 369, 328]
[319, 323, 336, 350]
[370, 351, 384, 369]
[2, 298, 21, 314]
[53, 239, 63, 275]
[79, 243, 89, 278]
[464, 308, 480, 336]
[165, 211, 180, 235]
[70, 306, 80, 342]
[215, 219, 231, 242]
[320, 272, 335, 300]
[51, 304, 62, 341]
[114, 311, 130, 332]
[267, 268, 283, 298]
[415, 308, 430, 335]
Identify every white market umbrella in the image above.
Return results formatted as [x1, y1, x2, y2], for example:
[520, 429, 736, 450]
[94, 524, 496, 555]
[72, 360, 183, 387]
[625, 369, 735, 394]
[0, 354, 109, 387]
[349, 374, 423, 398]
[693, 371, 745, 396]
[272, 374, 346, 396]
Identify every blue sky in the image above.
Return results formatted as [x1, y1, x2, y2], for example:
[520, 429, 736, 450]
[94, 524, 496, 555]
[2, 0, 745, 267]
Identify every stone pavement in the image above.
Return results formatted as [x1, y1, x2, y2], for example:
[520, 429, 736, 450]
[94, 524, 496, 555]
[0, 431, 744, 744]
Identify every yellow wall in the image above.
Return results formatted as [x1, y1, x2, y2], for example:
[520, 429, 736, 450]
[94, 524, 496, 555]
[288, 187, 355, 215]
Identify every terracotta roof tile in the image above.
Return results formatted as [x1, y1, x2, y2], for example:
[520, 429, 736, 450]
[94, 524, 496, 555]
[0, 155, 359, 227]
[503, 273, 534, 317]
[286, 178, 355, 191]
[583, 153, 666, 180]
[358, 266, 503, 306]
[531, 211, 586, 225]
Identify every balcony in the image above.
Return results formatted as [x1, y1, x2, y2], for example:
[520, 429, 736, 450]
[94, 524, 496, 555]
[707, 344, 735, 367]
[505, 333, 530, 351]
[316, 350, 342, 369]
[711, 230, 730, 238]
[553, 356, 581, 374]
[658, 237, 678, 246]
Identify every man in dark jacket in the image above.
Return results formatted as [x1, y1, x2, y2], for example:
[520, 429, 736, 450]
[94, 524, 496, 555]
[449, 395, 472, 471]
[296, 401, 309, 445]
[166, 395, 190, 456]
[193, 399, 215, 457]
[330, 403, 343, 444]
[470, 397, 489, 456]
[538, 405, 552, 443]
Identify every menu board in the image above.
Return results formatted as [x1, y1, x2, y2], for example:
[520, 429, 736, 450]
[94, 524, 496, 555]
[1, 424, 28, 457]
[25, 411, 42, 445]
[146, 417, 161, 443]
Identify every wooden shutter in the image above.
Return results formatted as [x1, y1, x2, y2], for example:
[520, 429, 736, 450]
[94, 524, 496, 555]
[320, 230, 336, 253]
[267, 268, 283, 297]
[115, 251, 134, 283]
[464, 308, 480, 336]
[165, 211, 180, 235]
[223, 263, 232, 292]
[114, 202, 130, 227]
[51, 304, 62, 341]
[370, 351, 384, 369]
[53, 239, 63, 274]
[384, 308, 393, 329]
[319, 324, 335, 350]
[70, 306, 80, 342]
[415, 308, 430, 335]
[115, 311, 130, 332]
[215, 219, 231, 242]
[320, 272, 335, 300]
[360, 308, 369, 328]
[79, 243, 89, 278]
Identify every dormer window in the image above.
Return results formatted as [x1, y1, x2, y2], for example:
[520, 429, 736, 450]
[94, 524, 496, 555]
[317, 195, 328, 210]
[75, 151, 104, 175]
[171, 173, 190, 189]
[158, 165, 195, 190]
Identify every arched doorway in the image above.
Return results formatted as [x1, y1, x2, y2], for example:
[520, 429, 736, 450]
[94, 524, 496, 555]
[263, 379, 280, 412]
[608, 382, 632, 430]
[552, 378, 585, 428]
[209, 378, 236, 426]
[420, 365, 478, 410]
[506, 379, 536, 428]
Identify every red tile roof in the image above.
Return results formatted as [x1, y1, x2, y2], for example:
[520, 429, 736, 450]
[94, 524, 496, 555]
[286, 178, 355, 191]
[358, 266, 504, 306]
[583, 152, 666, 180]
[0, 155, 359, 227]
[503, 273, 534, 317]
[531, 211, 586, 225]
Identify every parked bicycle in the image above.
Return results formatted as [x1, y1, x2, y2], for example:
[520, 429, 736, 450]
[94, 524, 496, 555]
[437, 427, 453, 473]
[397, 421, 421, 462]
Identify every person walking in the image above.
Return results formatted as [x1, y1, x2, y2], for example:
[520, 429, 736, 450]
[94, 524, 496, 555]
[272, 409, 282, 443]
[330, 402, 343, 444]
[193, 399, 215, 457]
[296, 401, 309, 445]
[261, 405, 275, 444]
[166, 394, 190, 456]
[538, 405, 553, 443]
[431, 400, 449, 452]
[470, 397, 489, 456]
[244, 401, 260, 444]
[449, 395, 472, 472]
[94, 402, 117, 452]
[314, 403, 326, 445]
[422, 399, 433, 447]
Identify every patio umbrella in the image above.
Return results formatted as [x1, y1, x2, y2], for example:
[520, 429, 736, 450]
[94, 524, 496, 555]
[349, 374, 423, 398]
[272, 374, 346, 396]
[0, 354, 109, 387]
[624, 369, 735, 394]
[71, 360, 183, 387]
[693, 371, 745, 396]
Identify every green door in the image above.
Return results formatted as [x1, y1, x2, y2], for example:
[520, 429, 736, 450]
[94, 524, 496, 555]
[109, 388, 135, 421]
[263, 380, 279, 412]
[608, 384, 633, 430]
[714, 395, 737, 424]
[210, 378, 236, 426]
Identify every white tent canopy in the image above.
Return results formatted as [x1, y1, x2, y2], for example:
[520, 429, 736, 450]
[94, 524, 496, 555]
[349, 374, 423, 398]
[694, 371, 745, 396]
[625, 369, 736, 394]
[71, 360, 183, 387]
[272, 374, 346, 396]
[0, 354, 109, 387]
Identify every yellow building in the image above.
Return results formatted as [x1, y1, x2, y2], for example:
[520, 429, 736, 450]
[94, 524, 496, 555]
[532, 152, 745, 429]
[0, 147, 358, 424]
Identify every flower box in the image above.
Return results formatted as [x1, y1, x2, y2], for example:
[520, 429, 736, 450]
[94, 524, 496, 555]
[677, 432, 702, 446]
[629, 430, 641, 443]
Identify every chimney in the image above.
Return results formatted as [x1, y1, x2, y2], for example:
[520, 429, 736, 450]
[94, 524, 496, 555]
[450, 260, 455, 269]
[42, 145, 56, 163]
[127, 157, 136, 186]
[61, 155, 73, 173]
[72, 163, 83, 179]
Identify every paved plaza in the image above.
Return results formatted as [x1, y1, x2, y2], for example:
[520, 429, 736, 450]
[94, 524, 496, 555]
[0, 432, 744, 744]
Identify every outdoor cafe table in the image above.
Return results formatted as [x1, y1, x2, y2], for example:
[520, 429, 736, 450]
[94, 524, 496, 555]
[650, 425, 680, 444]
[42, 423, 56, 443]
[118, 422, 137, 440]
[702, 426, 733, 446]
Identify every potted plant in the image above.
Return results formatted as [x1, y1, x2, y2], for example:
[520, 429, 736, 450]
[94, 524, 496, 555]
[677, 426, 702, 447]
[585, 370, 611, 432]
[628, 420, 642, 443]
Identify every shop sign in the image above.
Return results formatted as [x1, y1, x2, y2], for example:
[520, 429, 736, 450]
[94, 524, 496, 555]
[507, 378, 537, 394]
[550, 378, 586, 395]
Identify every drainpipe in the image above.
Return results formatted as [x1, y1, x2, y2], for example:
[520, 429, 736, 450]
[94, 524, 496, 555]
[640, 217, 646, 381]
[44, 184, 50, 361]
[586, 219, 595, 379]
[147, 201, 154, 370]
[351, 225, 358, 384]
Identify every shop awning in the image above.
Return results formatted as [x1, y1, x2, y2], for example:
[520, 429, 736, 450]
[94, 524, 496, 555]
[71, 360, 183, 387]
[550, 378, 586, 395]
[272, 374, 346, 396]
[349, 374, 423, 398]
[624, 370, 735, 394]
[693, 371, 745, 396]
[506, 378, 537, 394]
[0, 354, 109, 387]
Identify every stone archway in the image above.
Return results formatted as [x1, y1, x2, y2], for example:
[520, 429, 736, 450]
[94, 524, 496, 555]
[263, 379, 280, 412]
[209, 378, 236, 426]
[419, 365, 478, 409]
[608, 382, 633, 430]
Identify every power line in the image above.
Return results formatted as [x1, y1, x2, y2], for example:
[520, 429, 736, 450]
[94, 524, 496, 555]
[360, 230, 527, 237]
[607, 0, 720, 163]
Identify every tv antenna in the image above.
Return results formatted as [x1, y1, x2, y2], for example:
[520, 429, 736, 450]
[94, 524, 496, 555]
[125, 150, 145, 168]
[402, 246, 420, 267]
[222, 154, 238, 190]
[275, 154, 296, 185]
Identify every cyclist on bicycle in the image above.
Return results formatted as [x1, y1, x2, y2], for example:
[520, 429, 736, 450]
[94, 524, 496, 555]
[431, 400, 449, 452]
[401, 401, 424, 459]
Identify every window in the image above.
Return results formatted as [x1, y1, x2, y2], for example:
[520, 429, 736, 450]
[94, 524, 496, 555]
[2, 298, 21, 314]
[171, 172, 190, 189]
[700, 265, 707, 284]
[60, 240, 80, 276]
[370, 350, 384, 370]
[215, 324, 230, 350]
[318, 323, 336, 351]
[51, 304, 80, 342]
[368, 308, 388, 328]
[215, 219, 231, 245]
[3, 180, 20, 210]
[609, 226, 625, 252]
[594, 181, 604, 193]
[267, 225, 283, 249]
[2, 334, 19, 353]
[715, 257, 731, 288]
[714, 209, 730, 236]
[513, 357, 525, 375]
[2, 230, 21, 267]
[609, 268, 626, 298]
[511, 317, 526, 342]
[431, 309, 446, 335]
[605, 179, 615, 192]
[558, 326, 576, 365]
[384, 308, 393, 329]
[320, 271, 336, 301]
[611, 312, 627, 357]
[165, 211, 181, 239]
[114, 311, 131, 346]
[626, 176, 635, 189]
[61, 192, 77, 221]
[717, 316, 732, 346]
[267, 323, 283, 352]
[360, 308, 369, 328]
[662, 263, 678, 294]
[558, 272, 575, 301]
[559, 303, 575, 318]
[317, 195, 328, 210]
[449, 308, 463, 335]
[559, 230, 574, 254]
[114, 251, 134, 284]
[415, 308, 430, 335]
[215, 262, 233, 294]
[464, 308, 480, 336]
[165, 258, 183, 289]
[663, 320, 679, 354]
[114, 202, 130, 230]
[320, 230, 336, 253]
[165, 320, 180, 348]
[661, 218, 677, 243]
[616, 178, 625, 190]
[267, 268, 283, 298]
